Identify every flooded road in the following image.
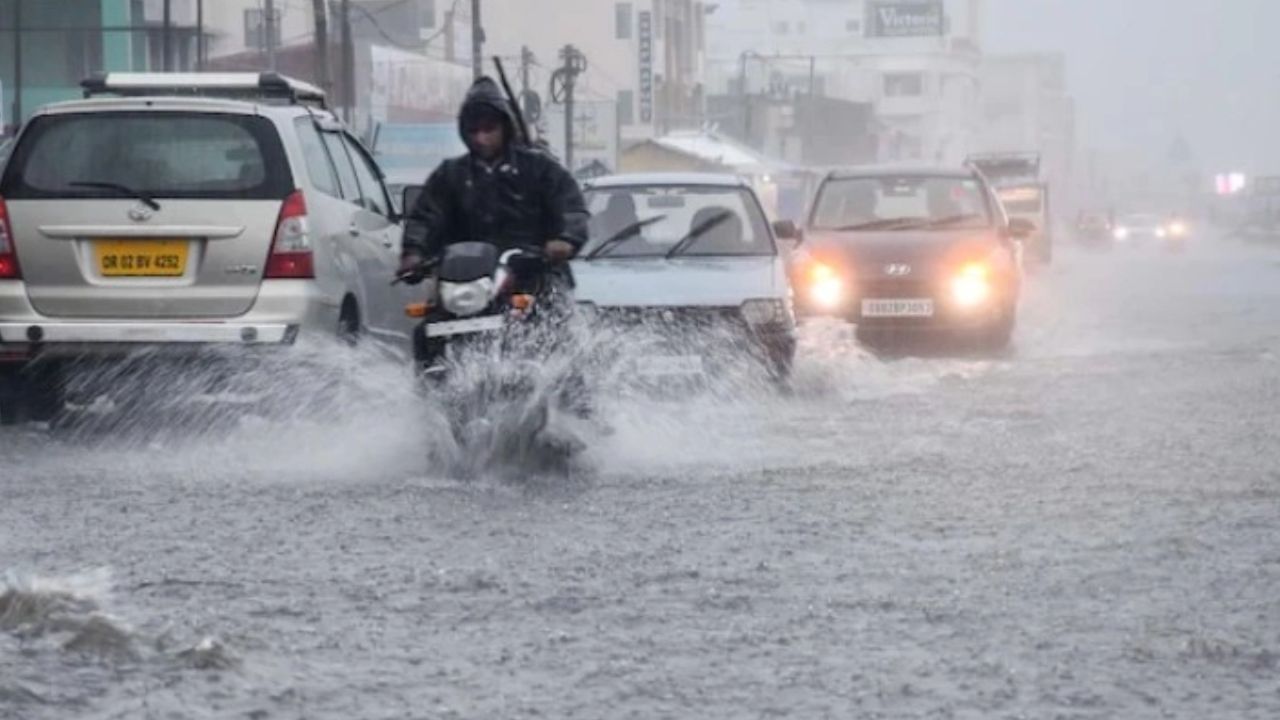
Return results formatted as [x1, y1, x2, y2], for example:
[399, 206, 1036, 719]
[4, 237, 1280, 719]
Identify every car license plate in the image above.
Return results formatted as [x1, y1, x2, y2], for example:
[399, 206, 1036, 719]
[95, 239, 189, 277]
[426, 315, 506, 338]
[637, 354, 704, 377]
[862, 298, 935, 318]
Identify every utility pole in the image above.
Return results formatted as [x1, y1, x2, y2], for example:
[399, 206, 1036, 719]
[520, 46, 533, 97]
[470, 0, 484, 79]
[341, 0, 354, 123]
[162, 0, 172, 71]
[312, 0, 330, 93]
[265, 0, 278, 71]
[12, 0, 22, 128]
[196, 0, 205, 70]
[551, 45, 586, 170]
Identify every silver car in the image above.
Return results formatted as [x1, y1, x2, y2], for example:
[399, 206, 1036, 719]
[0, 73, 414, 423]
[573, 173, 798, 382]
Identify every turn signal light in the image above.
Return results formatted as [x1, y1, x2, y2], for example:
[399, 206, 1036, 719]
[405, 302, 431, 318]
[510, 294, 536, 311]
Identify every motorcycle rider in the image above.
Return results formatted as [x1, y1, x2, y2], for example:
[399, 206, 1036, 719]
[399, 76, 588, 282]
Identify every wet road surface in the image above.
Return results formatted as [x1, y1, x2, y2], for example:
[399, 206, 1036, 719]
[3, 236, 1280, 719]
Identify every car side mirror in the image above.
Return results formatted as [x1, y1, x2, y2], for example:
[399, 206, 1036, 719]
[772, 219, 799, 240]
[401, 185, 424, 219]
[1008, 218, 1036, 240]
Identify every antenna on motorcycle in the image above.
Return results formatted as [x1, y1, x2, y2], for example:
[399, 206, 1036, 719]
[493, 56, 532, 148]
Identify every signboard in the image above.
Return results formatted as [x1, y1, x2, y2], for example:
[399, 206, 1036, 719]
[546, 101, 620, 179]
[866, 0, 945, 38]
[638, 11, 654, 123]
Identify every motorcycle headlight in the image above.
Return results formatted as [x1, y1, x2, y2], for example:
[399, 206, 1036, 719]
[741, 298, 794, 328]
[440, 278, 495, 317]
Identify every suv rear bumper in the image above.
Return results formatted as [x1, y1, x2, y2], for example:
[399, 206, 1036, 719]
[0, 280, 328, 361]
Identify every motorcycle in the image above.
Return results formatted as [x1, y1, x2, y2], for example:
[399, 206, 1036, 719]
[397, 242, 586, 471]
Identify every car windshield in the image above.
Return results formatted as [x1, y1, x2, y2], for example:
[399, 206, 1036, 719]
[582, 185, 774, 259]
[0, 112, 292, 200]
[810, 175, 992, 231]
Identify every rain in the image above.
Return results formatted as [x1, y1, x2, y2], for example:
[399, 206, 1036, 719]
[2, 1, 1279, 718]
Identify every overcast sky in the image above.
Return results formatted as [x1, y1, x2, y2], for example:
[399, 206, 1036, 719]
[984, 0, 1278, 174]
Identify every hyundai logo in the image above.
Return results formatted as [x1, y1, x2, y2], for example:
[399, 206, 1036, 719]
[884, 263, 913, 277]
[127, 204, 154, 223]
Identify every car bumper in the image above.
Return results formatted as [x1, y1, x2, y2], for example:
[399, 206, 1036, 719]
[0, 280, 327, 362]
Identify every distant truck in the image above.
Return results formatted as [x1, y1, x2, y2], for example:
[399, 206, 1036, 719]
[967, 152, 1053, 264]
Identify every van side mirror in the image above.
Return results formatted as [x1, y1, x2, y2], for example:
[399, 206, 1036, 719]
[1008, 218, 1036, 240]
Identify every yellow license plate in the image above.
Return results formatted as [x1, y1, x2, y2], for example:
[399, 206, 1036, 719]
[95, 240, 189, 277]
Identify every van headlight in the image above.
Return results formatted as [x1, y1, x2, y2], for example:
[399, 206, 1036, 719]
[439, 278, 494, 317]
[741, 298, 794, 328]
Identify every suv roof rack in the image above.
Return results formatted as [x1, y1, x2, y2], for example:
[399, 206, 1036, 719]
[80, 72, 328, 109]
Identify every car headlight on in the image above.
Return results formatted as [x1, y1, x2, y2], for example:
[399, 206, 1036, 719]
[1113, 227, 1130, 241]
[439, 278, 494, 317]
[741, 298, 793, 328]
[951, 262, 993, 308]
[1155, 227, 1168, 239]
[806, 261, 847, 311]
[1168, 221, 1188, 237]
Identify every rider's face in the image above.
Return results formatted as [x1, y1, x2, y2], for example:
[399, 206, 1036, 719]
[465, 118, 506, 161]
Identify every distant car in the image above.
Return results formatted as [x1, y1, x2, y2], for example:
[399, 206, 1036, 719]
[1075, 211, 1114, 248]
[0, 72, 415, 424]
[795, 166, 1027, 349]
[573, 173, 797, 381]
[1112, 213, 1189, 247]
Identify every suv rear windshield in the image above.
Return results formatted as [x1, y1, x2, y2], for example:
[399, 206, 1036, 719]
[0, 112, 292, 200]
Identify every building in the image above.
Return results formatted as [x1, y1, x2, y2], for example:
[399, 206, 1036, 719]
[705, 0, 984, 166]
[201, 1, 471, 139]
[976, 53, 1077, 209]
[0, 0, 206, 132]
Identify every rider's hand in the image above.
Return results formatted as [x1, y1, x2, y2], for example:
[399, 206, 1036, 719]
[544, 239, 576, 263]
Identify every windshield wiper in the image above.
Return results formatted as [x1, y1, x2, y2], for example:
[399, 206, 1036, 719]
[69, 181, 161, 211]
[586, 215, 666, 260]
[664, 211, 733, 259]
[924, 213, 985, 229]
[830, 217, 929, 232]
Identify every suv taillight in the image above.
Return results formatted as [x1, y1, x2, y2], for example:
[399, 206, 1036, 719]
[265, 190, 314, 279]
[0, 196, 20, 280]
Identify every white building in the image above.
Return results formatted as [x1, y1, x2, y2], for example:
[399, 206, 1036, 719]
[977, 54, 1077, 207]
[706, 0, 984, 165]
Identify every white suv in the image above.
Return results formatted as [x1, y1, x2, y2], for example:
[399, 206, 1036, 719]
[0, 73, 414, 423]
